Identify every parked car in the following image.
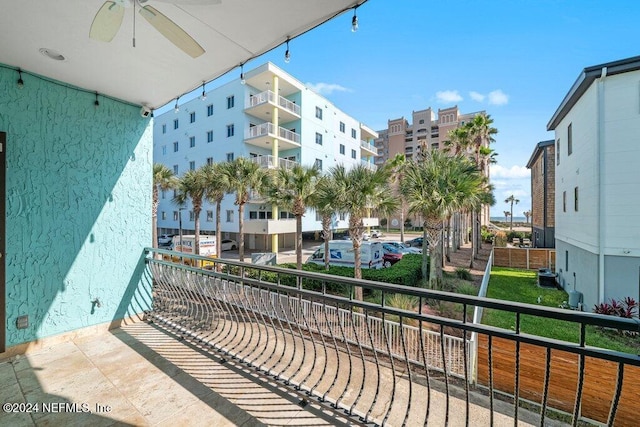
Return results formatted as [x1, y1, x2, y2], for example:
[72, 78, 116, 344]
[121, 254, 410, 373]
[381, 244, 404, 268]
[220, 239, 238, 251]
[385, 241, 422, 254]
[370, 229, 383, 238]
[406, 237, 424, 247]
[158, 234, 173, 246]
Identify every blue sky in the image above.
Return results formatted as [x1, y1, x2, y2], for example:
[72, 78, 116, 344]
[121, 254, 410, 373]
[161, 0, 640, 218]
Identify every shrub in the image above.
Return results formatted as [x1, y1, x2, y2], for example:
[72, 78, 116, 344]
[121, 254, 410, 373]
[594, 297, 638, 319]
[455, 267, 472, 281]
[456, 282, 479, 296]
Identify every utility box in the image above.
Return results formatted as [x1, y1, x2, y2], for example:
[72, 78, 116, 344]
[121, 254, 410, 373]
[537, 268, 558, 289]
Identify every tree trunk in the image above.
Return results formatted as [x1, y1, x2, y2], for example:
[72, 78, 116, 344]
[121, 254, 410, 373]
[238, 203, 245, 262]
[445, 216, 451, 263]
[470, 211, 477, 269]
[350, 215, 363, 301]
[215, 200, 222, 258]
[152, 186, 159, 250]
[295, 214, 303, 270]
[322, 215, 331, 270]
[400, 201, 405, 243]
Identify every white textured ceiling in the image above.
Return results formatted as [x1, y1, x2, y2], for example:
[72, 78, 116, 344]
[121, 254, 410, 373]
[0, 0, 365, 110]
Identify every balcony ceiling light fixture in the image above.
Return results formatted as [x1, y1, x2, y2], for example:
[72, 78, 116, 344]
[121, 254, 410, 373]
[94, 91, 100, 108]
[351, 7, 358, 32]
[240, 63, 246, 85]
[17, 68, 24, 88]
[200, 81, 206, 101]
[174, 96, 180, 113]
[284, 38, 291, 63]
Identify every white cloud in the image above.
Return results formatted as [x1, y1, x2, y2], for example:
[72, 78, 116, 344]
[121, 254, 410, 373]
[488, 89, 509, 106]
[491, 164, 529, 179]
[469, 91, 485, 102]
[435, 90, 463, 103]
[306, 82, 351, 96]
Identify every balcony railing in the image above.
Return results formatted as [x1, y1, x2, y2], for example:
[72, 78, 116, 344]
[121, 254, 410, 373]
[245, 122, 301, 145]
[360, 160, 376, 171]
[360, 140, 376, 153]
[247, 90, 301, 116]
[250, 155, 298, 170]
[145, 248, 640, 427]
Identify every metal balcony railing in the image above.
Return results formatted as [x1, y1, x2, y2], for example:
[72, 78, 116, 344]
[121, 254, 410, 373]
[360, 140, 376, 152]
[247, 90, 301, 116]
[245, 123, 301, 145]
[145, 248, 640, 426]
[249, 155, 298, 170]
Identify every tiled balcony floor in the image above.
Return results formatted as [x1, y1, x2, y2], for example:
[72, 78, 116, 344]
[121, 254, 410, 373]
[0, 321, 351, 426]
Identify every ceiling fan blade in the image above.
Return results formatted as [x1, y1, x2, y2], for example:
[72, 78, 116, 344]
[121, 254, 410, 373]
[139, 5, 205, 58]
[145, 0, 221, 4]
[89, 1, 125, 42]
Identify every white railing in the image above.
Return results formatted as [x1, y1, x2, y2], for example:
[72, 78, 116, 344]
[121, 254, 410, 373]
[245, 122, 301, 145]
[250, 155, 298, 170]
[469, 248, 493, 383]
[360, 140, 376, 152]
[247, 90, 300, 116]
[278, 127, 301, 144]
[361, 160, 377, 171]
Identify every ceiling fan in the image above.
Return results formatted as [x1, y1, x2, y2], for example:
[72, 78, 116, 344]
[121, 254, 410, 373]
[89, 0, 219, 58]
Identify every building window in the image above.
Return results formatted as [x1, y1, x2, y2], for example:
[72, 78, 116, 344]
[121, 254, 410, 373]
[574, 186, 579, 211]
[351, 128, 356, 139]
[315, 132, 323, 145]
[227, 95, 235, 109]
[206, 210, 213, 222]
[207, 130, 213, 142]
[189, 161, 195, 170]
[188, 210, 194, 221]
[567, 123, 573, 156]
[339, 144, 345, 155]
[227, 124, 234, 137]
[226, 210, 234, 222]
[226, 152, 234, 162]
[161, 190, 166, 200]
[162, 145, 167, 155]
[314, 158, 322, 170]
[315, 211, 322, 221]
[351, 149, 356, 159]
[419, 119, 425, 124]
[162, 124, 166, 134]
[189, 136, 195, 147]
[173, 141, 179, 152]
[556, 139, 560, 165]
[563, 191, 566, 212]
[206, 157, 213, 166]
[174, 119, 179, 129]
[339, 212, 346, 221]
[161, 211, 166, 220]
[190, 112, 196, 123]
[173, 211, 179, 221]
[339, 121, 345, 133]
[173, 165, 178, 175]
[315, 106, 323, 119]
[207, 104, 214, 116]
[565, 250, 569, 271]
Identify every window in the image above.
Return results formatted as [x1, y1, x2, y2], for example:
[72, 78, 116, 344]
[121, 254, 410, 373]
[226, 210, 234, 222]
[315, 211, 322, 221]
[419, 119, 425, 124]
[174, 119, 179, 129]
[563, 191, 566, 212]
[315, 106, 323, 119]
[206, 157, 213, 165]
[227, 124, 235, 137]
[351, 149, 356, 159]
[161, 211, 166, 220]
[189, 136, 195, 147]
[249, 211, 258, 220]
[189, 161, 195, 170]
[556, 139, 560, 165]
[162, 124, 166, 134]
[565, 250, 569, 271]
[173, 211, 179, 221]
[190, 112, 196, 123]
[227, 95, 235, 109]
[315, 132, 323, 145]
[206, 210, 213, 222]
[314, 158, 323, 171]
[567, 123, 573, 156]
[351, 128, 356, 139]
[339, 122, 345, 133]
[574, 186, 579, 211]
[173, 165, 178, 175]
[161, 190, 166, 200]
[339, 212, 346, 221]
[207, 104, 213, 116]
[162, 145, 167, 155]
[339, 144, 345, 155]
[207, 130, 213, 142]
[226, 152, 234, 162]
[173, 141, 179, 152]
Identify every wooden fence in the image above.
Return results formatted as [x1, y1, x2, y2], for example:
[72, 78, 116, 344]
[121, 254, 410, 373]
[476, 335, 639, 425]
[493, 247, 556, 270]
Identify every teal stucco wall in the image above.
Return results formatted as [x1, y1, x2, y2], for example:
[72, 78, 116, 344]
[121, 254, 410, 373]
[0, 66, 152, 347]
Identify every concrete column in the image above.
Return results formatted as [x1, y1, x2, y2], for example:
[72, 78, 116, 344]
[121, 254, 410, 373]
[271, 74, 279, 253]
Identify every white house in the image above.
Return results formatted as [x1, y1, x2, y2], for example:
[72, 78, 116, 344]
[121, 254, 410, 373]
[547, 55, 640, 310]
[154, 62, 379, 251]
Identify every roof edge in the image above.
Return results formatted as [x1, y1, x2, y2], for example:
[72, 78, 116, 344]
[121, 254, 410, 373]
[526, 139, 555, 169]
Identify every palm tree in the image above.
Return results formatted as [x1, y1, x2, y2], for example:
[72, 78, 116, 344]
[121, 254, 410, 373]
[400, 151, 483, 289]
[331, 164, 398, 299]
[523, 210, 531, 224]
[504, 210, 511, 223]
[202, 162, 230, 257]
[152, 163, 177, 249]
[174, 167, 208, 255]
[387, 154, 408, 243]
[265, 164, 320, 269]
[219, 157, 269, 262]
[505, 194, 520, 230]
[312, 175, 341, 270]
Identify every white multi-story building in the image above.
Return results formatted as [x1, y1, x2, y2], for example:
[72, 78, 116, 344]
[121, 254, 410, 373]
[154, 62, 378, 251]
[547, 55, 640, 309]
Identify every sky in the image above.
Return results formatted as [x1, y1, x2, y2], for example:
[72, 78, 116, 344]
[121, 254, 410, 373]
[158, 0, 640, 218]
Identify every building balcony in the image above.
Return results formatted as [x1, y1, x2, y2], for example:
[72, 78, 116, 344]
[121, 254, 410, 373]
[360, 140, 377, 156]
[245, 122, 301, 150]
[362, 217, 379, 227]
[243, 218, 296, 234]
[360, 160, 377, 171]
[250, 154, 298, 170]
[245, 90, 300, 123]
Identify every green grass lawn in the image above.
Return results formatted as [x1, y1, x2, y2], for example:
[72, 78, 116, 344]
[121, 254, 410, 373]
[483, 267, 638, 354]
